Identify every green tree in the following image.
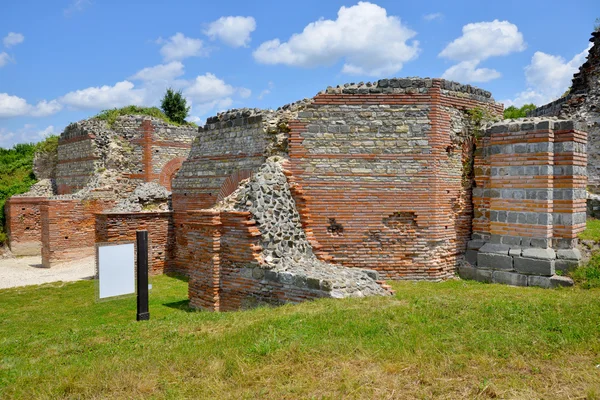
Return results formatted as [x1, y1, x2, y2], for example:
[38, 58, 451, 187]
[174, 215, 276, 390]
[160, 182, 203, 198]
[160, 88, 190, 124]
[503, 103, 537, 119]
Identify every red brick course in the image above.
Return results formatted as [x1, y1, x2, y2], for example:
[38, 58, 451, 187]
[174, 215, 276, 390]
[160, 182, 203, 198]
[95, 212, 174, 274]
[4, 197, 46, 256]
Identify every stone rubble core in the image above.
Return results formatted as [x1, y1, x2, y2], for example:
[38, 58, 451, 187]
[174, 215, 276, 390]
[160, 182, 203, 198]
[214, 157, 391, 300]
[460, 119, 587, 287]
[111, 182, 172, 213]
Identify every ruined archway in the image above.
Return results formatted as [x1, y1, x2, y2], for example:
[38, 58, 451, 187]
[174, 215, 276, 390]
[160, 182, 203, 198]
[159, 157, 186, 191]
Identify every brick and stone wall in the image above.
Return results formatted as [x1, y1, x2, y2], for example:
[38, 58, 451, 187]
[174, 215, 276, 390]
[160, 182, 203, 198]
[461, 119, 587, 287]
[287, 78, 503, 280]
[4, 197, 45, 256]
[41, 198, 114, 267]
[95, 211, 173, 274]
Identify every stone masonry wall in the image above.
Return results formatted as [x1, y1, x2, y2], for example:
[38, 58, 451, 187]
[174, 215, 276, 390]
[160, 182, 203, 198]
[462, 119, 587, 287]
[95, 212, 173, 274]
[4, 197, 45, 256]
[287, 78, 503, 280]
[41, 199, 114, 267]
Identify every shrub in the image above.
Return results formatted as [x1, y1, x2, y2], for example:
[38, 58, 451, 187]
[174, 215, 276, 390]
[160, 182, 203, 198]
[503, 104, 537, 119]
[160, 88, 190, 124]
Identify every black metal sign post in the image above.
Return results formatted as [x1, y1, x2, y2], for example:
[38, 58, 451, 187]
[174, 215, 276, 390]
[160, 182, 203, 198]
[136, 230, 150, 321]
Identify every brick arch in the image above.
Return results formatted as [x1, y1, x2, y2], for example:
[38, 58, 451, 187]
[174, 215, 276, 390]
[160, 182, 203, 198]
[159, 157, 186, 191]
[216, 170, 253, 203]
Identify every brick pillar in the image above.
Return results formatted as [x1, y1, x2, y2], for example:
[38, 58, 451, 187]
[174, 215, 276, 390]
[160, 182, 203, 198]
[187, 210, 222, 311]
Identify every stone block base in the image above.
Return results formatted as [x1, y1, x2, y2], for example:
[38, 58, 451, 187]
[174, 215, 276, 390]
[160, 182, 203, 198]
[461, 238, 580, 288]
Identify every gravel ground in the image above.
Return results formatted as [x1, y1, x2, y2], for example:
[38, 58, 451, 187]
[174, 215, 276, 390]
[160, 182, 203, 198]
[0, 255, 95, 290]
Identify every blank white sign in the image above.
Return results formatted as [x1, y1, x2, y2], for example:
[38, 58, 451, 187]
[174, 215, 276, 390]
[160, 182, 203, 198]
[98, 243, 135, 299]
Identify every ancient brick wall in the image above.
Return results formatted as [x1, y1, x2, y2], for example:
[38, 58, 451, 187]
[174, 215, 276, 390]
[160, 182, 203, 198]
[56, 133, 99, 195]
[95, 212, 173, 274]
[186, 210, 336, 311]
[41, 199, 114, 267]
[4, 197, 45, 256]
[463, 119, 587, 287]
[287, 78, 502, 280]
[171, 113, 269, 273]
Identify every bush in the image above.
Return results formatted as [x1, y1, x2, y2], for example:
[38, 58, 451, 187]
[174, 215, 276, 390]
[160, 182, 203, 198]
[503, 104, 537, 119]
[571, 252, 600, 289]
[160, 88, 190, 124]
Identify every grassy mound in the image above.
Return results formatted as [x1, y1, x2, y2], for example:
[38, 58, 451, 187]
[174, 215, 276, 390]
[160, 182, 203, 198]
[94, 105, 198, 128]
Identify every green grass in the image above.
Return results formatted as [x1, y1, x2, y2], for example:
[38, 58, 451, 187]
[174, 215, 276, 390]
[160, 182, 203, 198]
[579, 218, 600, 242]
[1, 277, 599, 399]
[94, 105, 198, 128]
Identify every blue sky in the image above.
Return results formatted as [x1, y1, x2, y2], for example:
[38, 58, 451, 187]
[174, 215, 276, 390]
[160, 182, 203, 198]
[0, 0, 597, 147]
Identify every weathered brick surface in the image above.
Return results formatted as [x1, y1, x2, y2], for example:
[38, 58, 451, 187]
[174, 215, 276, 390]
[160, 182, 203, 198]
[41, 199, 114, 267]
[4, 197, 45, 256]
[287, 79, 502, 280]
[95, 212, 174, 274]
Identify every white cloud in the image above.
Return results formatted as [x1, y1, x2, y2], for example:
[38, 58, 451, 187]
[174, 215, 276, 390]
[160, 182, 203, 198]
[184, 73, 250, 116]
[439, 20, 526, 62]
[0, 124, 61, 148]
[38, 125, 56, 139]
[504, 44, 592, 107]
[131, 61, 185, 82]
[0, 52, 11, 67]
[205, 16, 256, 48]
[64, 0, 91, 16]
[253, 2, 420, 76]
[3, 32, 24, 48]
[0, 128, 15, 148]
[258, 81, 274, 100]
[0, 93, 62, 118]
[424, 13, 443, 21]
[439, 20, 525, 84]
[441, 60, 501, 83]
[60, 81, 145, 109]
[158, 33, 206, 61]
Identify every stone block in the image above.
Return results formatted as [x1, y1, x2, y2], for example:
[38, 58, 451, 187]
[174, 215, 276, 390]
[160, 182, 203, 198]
[465, 249, 478, 265]
[467, 240, 485, 250]
[492, 270, 528, 286]
[550, 275, 574, 288]
[508, 247, 522, 257]
[513, 256, 555, 276]
[521, 248, 556, 260]
[556, 248, 582, 261]
[458, 264, 492, 283]
[528, 275, 551, 288]
[477, 252, 513, 270]
[555, 259, 579, 274]
[479, 243, 510, 255]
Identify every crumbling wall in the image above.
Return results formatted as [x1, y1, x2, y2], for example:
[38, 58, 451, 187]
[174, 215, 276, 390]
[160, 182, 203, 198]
[95, 211, 173, 274]
[462, 119, 587, 287]
[287, 78, 502, 280]
[186, 159, 390, 311]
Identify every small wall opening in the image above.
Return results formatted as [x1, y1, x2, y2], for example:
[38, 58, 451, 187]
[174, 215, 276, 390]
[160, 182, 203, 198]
[327, 218, 344, 236]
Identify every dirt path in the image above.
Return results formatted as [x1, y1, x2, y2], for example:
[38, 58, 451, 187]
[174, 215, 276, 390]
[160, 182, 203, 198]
[0, 255, 95, 290]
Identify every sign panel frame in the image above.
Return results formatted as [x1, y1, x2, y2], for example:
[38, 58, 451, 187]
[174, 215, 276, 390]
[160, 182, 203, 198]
[95, 241, 137, 301]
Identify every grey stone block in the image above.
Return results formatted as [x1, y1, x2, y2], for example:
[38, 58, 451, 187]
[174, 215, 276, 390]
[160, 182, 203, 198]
[467, 240, 485, 250]
[493, 270, 528, 286]
[477, 252, 513, 270]
[555, 259, 579, 274]
[556, 248, 582, 261]
[550, 275, 574, 288]
[514, 256, 555, 276]
[465, 249, 478, 265]
[502, 235, 521, 246]
[522, 248, 556, 260]
[479, 243, 510, 255]
[509, 247, 522, 257]
[458, 264, 492, 283]
[528, 275, 551, 288]
[530, 238, 550, 248]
